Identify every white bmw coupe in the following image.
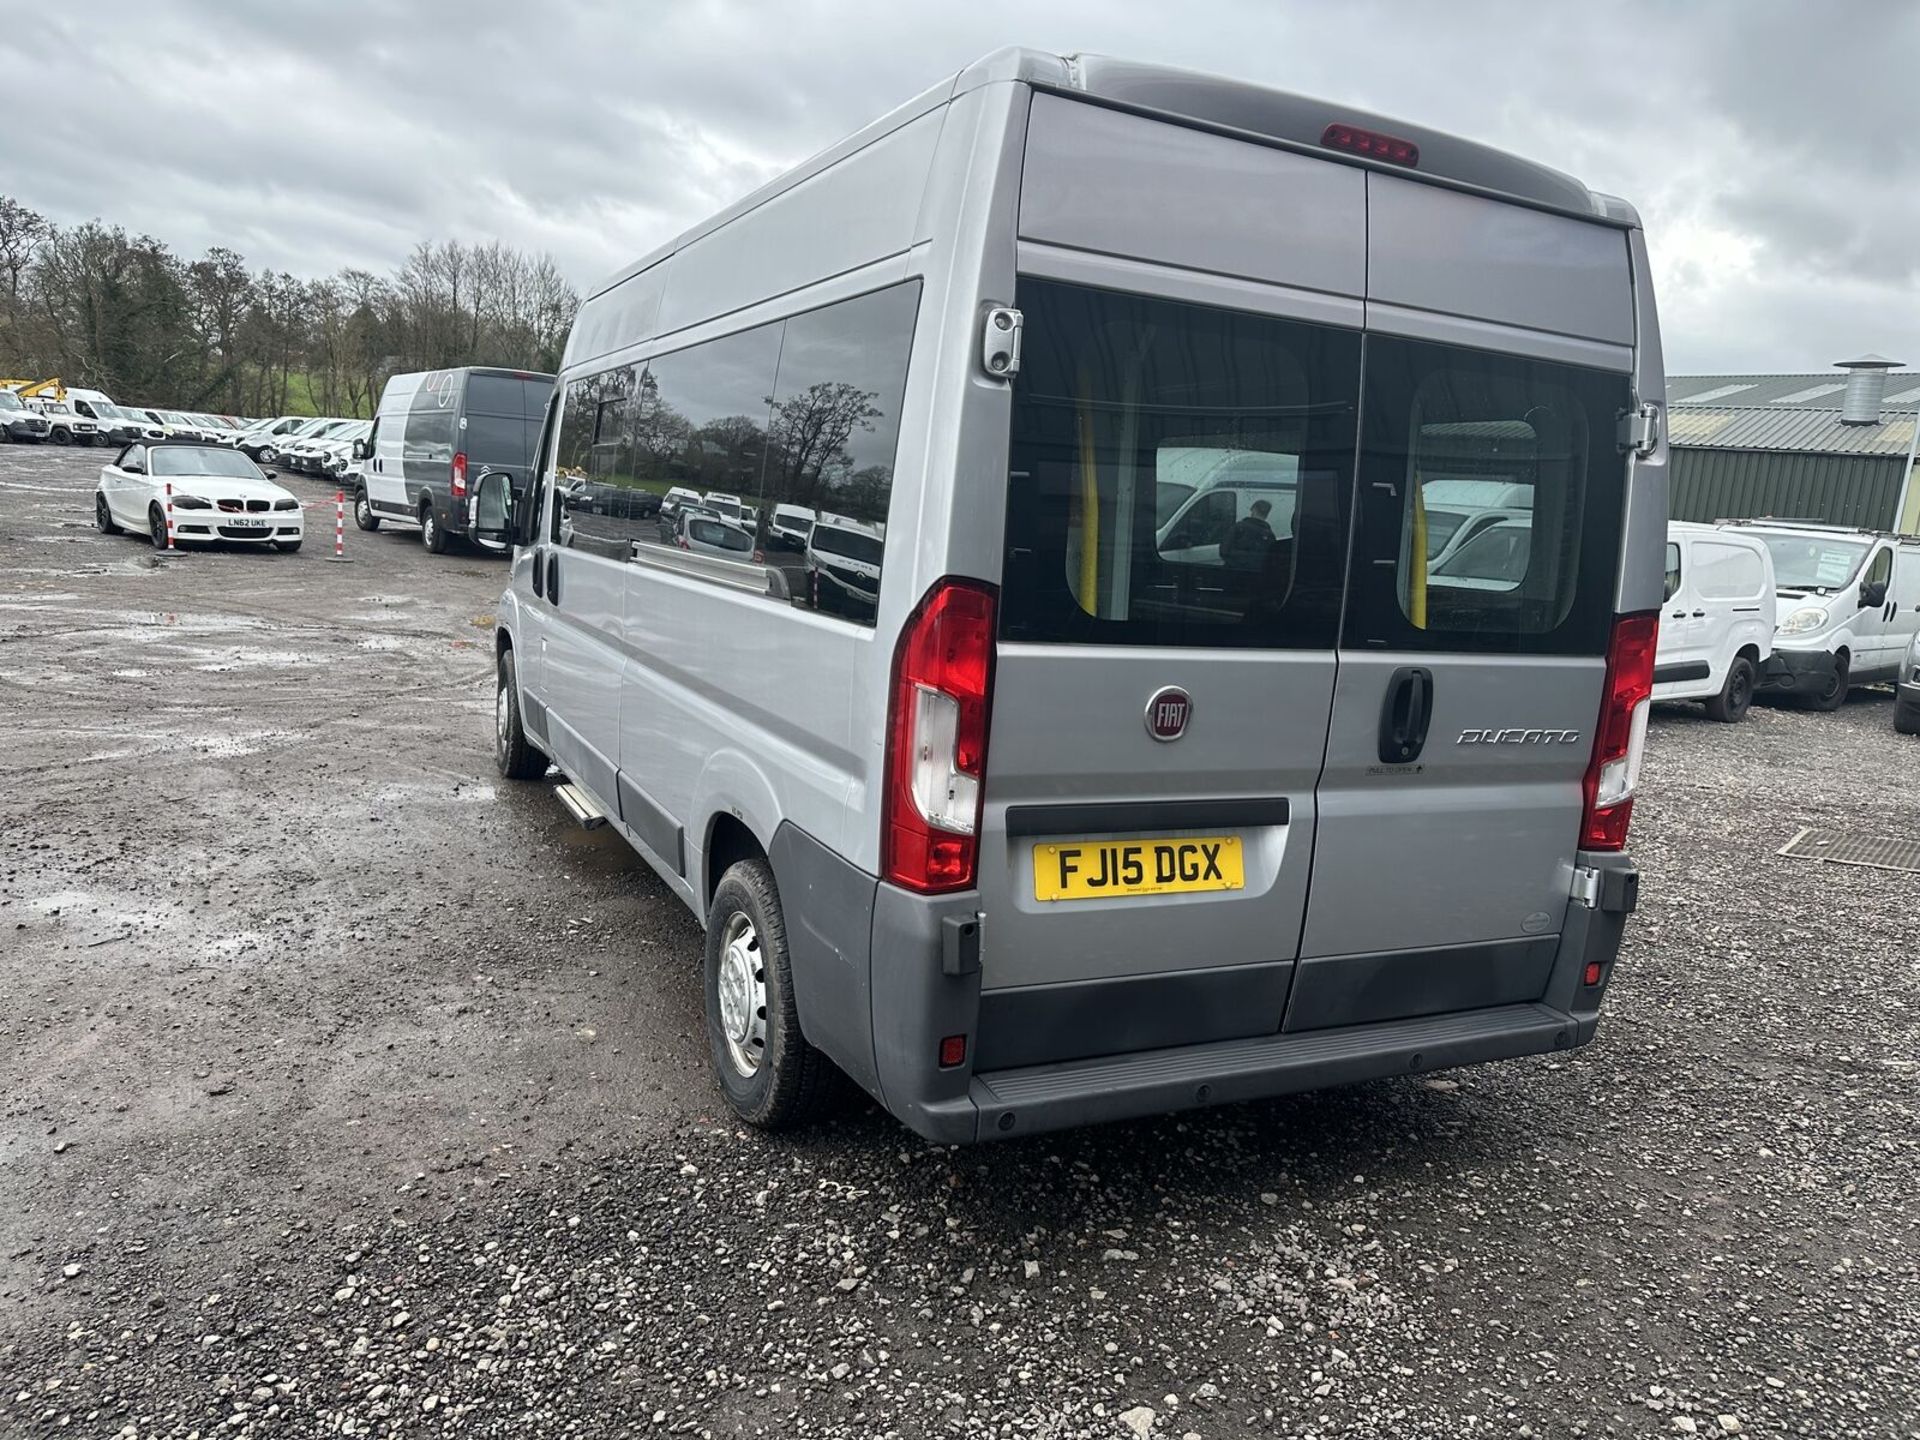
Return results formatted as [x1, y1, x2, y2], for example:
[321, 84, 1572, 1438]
[95, 441, 306, 553]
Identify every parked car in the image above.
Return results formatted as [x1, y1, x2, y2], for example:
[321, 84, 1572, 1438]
[282, 419, 360, 473]
[94, 441, 305, 552]
[229, 416, 308, 456]
[474, 47, 1661, 1142]
[38, 404, 103, 447]
[1895, 630, 1920, 735]
[672, 509, 758, 559]
[1728, 521, 1920, 710]
[1652, 522, 1777, 722]
[0, 389, 52, 443]
[63, 389, 161, 444]
[357, 367, 554, 552]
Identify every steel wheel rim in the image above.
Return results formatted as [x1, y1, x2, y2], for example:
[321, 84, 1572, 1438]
[495, 680, 511, 754]
[1731, 667, 1752, 710]
[356, 492, 370, 524]
[716, 911, 769, 1078]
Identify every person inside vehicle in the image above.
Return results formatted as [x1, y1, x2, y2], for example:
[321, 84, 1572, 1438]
[1222, 497, 1277, 571]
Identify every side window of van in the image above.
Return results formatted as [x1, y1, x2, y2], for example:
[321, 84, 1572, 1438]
[1347, 337, 1631, 655]
[1663, 543, 1682, 602]
[1694, 542, 1763, 600]
[632, 324, 783, 539]
[1864, 545, 1894, 596]
[552, 366, 645, 553]
[763, 283, 919, 625]
[1002, 278, 1361, 648]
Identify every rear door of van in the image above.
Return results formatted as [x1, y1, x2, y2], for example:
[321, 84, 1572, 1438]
[1289, 176, 1638, 1031]
[972, 97, 1366, 1072]
[366, 375, 417, 518]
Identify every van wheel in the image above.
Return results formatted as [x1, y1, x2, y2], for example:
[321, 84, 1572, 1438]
[421, 502, 448, 554]
[704, 859, 838, 1130]
[1807, 653, 1849, 712]
[1897, 703, 1920, 736]
[94, 493, 121, 534]
[1704, 655, 1756, 722]
[354, 486, 380, 532]
[495, 648, 546, 780]
[50, 428, 71, 447]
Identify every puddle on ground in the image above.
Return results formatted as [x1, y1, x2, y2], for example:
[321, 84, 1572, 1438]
[371, 781, 499, 805]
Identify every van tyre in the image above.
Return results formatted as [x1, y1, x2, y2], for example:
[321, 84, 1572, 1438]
[495, 648, 546, 780]
[354, 486, 380, 531]
[704, 858, 839, 1130]
[1704, 655, 1756, 723]
[421, 502, 448, 554]
[1807, 653, 1849, 712]
[95, 493, 120, 534]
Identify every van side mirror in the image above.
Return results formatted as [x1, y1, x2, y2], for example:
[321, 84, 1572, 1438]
[473, 470, 514, 552]
[1861, 580, 1888, 609]
[351, 439, 368, 460]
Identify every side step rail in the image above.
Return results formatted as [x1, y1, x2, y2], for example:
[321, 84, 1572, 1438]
[554, 781, 608, 830]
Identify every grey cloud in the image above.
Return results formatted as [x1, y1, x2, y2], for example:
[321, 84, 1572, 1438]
[2, 0, 1916, 371]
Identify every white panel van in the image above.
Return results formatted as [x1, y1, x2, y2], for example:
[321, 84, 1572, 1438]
[1652, 522, 1775, 721]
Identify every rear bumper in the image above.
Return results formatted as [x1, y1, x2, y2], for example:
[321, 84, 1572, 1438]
[1758, 647, 1837, 695]
[841, 839, 1636, 1145]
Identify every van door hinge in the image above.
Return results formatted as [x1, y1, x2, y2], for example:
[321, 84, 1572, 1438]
[980, 306, 1023, 381]
[1570, 866, 1601, 908]
[1618, 402, 1660, 458]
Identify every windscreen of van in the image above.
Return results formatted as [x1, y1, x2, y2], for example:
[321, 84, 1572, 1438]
[1001, 278, 1361, 648]
[1754, 533, 1869, 592]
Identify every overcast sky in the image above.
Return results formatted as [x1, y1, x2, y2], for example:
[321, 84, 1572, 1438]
[3, 0, 1915, 375]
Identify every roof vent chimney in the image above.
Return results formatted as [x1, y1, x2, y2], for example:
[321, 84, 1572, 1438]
[1837, 354, 1902, 425]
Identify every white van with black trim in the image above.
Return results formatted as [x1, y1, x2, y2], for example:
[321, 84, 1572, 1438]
[474, 49, 1666, 1141]
[1731, 521, 1920, 710]
[1652, 522, 1775, 721]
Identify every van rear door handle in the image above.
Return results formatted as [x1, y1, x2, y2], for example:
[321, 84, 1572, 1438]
[1377, 666, 1434, 765]
[547, 554, 561, 606]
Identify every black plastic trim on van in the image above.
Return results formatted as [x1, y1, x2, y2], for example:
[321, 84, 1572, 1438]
[616, 772, 685, 878]
[1003, 796, 1291, 838]
[1653, 661, 1711, 685]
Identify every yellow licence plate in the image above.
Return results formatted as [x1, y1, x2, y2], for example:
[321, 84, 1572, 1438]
[1033, 836, 1245, 902]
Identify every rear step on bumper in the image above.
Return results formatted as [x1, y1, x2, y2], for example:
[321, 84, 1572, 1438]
[943, 1002, 1582, 1141]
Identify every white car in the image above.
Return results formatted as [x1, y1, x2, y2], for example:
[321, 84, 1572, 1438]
[37, 404, 103, 447]
[95, 441, 306, 553]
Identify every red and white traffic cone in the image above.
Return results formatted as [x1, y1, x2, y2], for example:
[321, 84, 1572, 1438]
[334, 491, 345, 558]
[164, 481, 176, 551]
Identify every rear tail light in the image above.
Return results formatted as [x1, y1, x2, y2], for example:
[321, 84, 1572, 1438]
[1321, 122, 1419, 167]
[450, 451, 468, 497]
[1581, 612, 1658, 851]
[884, 579, 997, 893]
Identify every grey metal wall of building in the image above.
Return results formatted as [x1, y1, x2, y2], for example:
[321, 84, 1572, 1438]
[1668, 447, 1905, 528]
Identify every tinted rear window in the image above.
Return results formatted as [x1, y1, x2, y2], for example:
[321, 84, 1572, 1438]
[466, 374, 551, 418]
[1000, 278, 1361, 649]
[1344, 337, 1631, 655]
[466, 413, 537, 466]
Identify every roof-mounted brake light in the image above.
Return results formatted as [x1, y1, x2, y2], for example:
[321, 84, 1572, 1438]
[1321, 122, 1419, 167]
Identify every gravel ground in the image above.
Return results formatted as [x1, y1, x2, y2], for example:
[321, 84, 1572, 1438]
[2, 443, 1917, 1439]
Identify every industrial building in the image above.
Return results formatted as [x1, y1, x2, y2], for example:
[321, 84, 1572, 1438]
[1665, 357, 1920, 532]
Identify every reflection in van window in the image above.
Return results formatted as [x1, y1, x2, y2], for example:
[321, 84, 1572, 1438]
[1346, 336, 1630, 655]
[1002, 278, 1361, 649]
[1756, 534, 1869, 591]
[811, 525, 884, 565]
[1663, 541, 1682, 602]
